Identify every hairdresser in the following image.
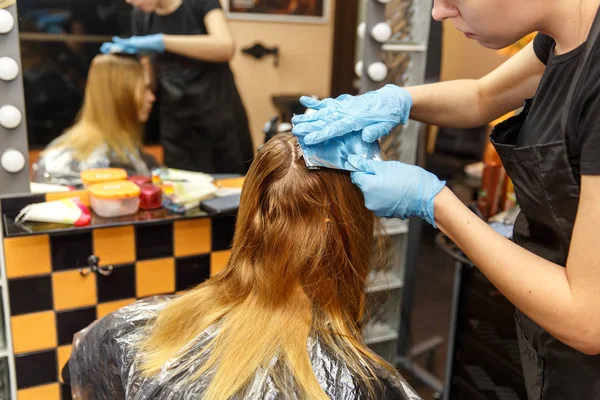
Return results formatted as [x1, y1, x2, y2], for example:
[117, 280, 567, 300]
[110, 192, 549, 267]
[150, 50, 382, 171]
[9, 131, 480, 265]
[101, 0, 253, 174]
[293, 0, 600, 398]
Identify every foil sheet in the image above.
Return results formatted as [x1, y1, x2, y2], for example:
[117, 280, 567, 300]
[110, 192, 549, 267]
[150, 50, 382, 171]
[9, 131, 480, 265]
[297, 131, 383, 172]
[68, 296, 421, 400]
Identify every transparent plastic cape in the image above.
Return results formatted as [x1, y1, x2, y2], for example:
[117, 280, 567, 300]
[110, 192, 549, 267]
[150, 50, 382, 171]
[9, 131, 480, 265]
[68, 296, 421, 400]
[296, 131, 383, 172]
[34, 142, 156, 188]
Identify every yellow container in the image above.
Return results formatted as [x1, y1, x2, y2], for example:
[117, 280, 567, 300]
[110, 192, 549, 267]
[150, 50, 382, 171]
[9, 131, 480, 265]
[88, 180, 141, 218]
[81, 168, 127, 186]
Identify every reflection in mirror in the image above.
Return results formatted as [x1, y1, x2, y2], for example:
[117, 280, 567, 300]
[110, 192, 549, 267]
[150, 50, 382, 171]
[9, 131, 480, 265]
[17, 1, 160, 152]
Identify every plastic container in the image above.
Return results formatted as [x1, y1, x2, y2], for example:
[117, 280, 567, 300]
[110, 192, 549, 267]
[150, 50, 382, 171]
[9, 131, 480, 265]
[81, 168, 127, 186]
[139, 184, 162, 210]
[129, 175, 151, 186]
[88, 180, 141, 218]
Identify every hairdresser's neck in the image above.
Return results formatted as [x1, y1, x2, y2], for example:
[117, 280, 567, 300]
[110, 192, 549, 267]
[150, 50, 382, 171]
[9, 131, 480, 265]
[156, 0, 182, 16]
[539, 0, 600, 54]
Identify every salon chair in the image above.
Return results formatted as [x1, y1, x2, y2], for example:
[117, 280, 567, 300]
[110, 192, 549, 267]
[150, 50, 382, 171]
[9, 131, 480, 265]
[271, 94, 306, 123]
[427, 126, 488, 181]
[263, 94, 305, 145]
[426, 126, 488, 203]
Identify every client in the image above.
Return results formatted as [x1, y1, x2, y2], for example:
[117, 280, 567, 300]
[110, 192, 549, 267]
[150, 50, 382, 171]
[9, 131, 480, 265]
[34, 54, 158, 187]
[67, 133, 419, 400]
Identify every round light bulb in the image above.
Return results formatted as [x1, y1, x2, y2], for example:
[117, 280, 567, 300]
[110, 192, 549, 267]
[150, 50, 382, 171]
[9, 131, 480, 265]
[1, 149, 25, 173]
[371, 22, 392, 43]
[278, 122, 293, 132]
[368, 62, 388, 82]
[357, 22, 366, 39]
[0, 9, 15, 34]
[0, 105, 22, 129]
[355, 60, 364, 78]
[0, 57, 19, 81]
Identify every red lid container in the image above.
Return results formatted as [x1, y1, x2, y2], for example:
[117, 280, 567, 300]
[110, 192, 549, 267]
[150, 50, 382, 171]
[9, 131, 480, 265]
[129, 175, 151, 186]
[139, 184, 162, 210]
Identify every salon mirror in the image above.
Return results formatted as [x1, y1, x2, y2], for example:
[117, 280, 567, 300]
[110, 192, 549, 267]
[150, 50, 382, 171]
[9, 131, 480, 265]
[18, 1, 161, 176]
[1, 1, 162, 196]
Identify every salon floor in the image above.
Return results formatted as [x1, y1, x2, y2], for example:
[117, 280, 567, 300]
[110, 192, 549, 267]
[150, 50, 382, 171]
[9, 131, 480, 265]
[401, 223, 455, 400]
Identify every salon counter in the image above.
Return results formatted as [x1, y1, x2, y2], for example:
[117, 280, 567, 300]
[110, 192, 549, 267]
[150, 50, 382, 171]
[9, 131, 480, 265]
[0, 190, 238, 399]
[1, 190, 228, 238]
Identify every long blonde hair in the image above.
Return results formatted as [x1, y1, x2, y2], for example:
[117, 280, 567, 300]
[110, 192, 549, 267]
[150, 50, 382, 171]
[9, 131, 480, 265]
[43, 54, 144, 162]
[139, 133, 397, 399]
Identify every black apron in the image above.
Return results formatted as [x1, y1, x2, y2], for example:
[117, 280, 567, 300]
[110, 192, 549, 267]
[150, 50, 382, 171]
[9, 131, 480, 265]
[144, 1, 253, 173]
[489, 14, 600, 400]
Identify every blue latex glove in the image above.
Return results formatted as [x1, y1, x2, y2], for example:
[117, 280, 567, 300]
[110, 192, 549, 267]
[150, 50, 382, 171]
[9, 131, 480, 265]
[36, 13, 69, 31]
[100, 34, 165, 54]
[347, 155, 446, 227]
[291, 84, 412, 145]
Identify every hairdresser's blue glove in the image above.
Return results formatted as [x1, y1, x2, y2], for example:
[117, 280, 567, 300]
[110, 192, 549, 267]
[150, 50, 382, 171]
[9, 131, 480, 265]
[100, 34, 165, 54]
[291, 84, 412, 145]
[36, 13, 69, 32]
[347, 155, 446, 227]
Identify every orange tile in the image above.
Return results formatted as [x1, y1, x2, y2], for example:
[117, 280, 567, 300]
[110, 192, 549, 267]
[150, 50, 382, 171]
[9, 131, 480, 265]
[214, 177, 245, 188]
[45, 189, 90, 207]
[52, 270, 97, 311]
[174, 219, 211, 257]
[4, 235, 52, 279]
[136, 258, 175, 298]
[210, 250, 231, 276]
[57, 344, 72, 383]
[11, 311, 57, 354]
[93, 226, 136, 266]
[96, 298, 136, 319]
[18, 383, 60, 400]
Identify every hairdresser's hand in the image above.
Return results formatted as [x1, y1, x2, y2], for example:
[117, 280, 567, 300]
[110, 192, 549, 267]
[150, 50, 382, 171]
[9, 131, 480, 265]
[100, 34, 165, 54]
[291, 85, 412, 145]
[347, 155, 446, 227]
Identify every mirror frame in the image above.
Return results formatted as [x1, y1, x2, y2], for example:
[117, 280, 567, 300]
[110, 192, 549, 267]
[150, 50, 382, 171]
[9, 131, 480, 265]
[0, 2, 30, 196]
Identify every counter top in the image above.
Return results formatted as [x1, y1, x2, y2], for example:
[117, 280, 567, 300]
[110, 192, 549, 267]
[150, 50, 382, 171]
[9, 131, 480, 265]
[1, 175, 244, 238]
[2, 206, 221, 238]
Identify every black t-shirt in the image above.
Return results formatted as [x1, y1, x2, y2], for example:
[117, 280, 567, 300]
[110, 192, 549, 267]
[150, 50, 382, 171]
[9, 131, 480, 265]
[131, 0, 224, 73]
[132, 0, 221, 36]
[516, 27, 600, 175]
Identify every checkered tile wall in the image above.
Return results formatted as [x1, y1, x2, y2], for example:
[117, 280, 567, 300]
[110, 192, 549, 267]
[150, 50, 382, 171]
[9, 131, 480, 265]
[3, 216, 236, 400]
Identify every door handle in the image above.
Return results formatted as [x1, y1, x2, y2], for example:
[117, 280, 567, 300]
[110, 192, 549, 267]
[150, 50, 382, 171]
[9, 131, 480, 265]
[79, 255, 114, 277]
[242, 43, 280, 67]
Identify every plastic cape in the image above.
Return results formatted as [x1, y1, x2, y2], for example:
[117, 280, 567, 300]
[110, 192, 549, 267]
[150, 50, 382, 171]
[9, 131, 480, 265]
[68, 296, 422, 400]
[34, 143, 153, 187]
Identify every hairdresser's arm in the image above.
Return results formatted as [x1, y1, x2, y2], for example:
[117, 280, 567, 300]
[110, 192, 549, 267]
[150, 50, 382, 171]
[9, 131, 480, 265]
[292, 43, 545, 144]
[407, 42, 545, 128]
[162, 9, 235, 62]
[434, 178, 600, 355]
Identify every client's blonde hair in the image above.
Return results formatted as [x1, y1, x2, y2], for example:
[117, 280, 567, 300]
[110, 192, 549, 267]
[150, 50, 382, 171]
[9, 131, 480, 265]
[43, 54, 144, 162]
[139, 133, 397, 399]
